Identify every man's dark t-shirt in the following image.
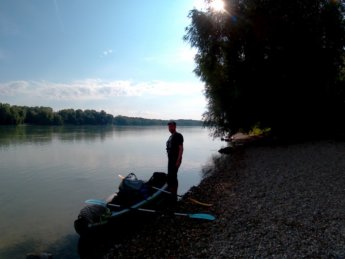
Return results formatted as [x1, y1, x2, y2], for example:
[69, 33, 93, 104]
[166, 132, 184, 162]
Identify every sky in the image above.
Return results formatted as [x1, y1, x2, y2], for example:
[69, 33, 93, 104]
[0, 0, 208, 120]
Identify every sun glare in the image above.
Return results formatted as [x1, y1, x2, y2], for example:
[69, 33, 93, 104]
[210, 0, 225, 12]
[194, 0, 226, 13]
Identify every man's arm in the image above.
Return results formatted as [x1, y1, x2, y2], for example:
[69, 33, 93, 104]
[176, 144, 183, 167]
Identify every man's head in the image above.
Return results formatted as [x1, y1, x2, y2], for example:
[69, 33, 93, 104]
[167, 120, 176, 134]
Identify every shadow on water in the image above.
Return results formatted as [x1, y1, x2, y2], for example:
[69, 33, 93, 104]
[75, 210, 164, 259]
[7, 219, 152, 259]
[45, 234, 80, 259]
[0, 234, 80, 259]
[0, 239, 42, 259]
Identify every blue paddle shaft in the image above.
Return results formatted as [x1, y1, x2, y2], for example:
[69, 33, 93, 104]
[84, 199, 215, 221]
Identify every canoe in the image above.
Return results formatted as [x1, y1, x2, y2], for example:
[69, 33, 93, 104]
[74, 172, 169, 236]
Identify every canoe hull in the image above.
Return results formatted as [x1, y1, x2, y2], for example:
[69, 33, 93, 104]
[74, 172, 169, 237]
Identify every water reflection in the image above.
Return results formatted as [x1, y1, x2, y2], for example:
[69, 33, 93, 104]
[0, 125, 120, 148]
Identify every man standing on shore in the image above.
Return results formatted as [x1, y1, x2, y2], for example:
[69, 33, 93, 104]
[166, 120, 184, 197]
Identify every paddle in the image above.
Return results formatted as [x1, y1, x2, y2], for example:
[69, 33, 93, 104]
[151, 186, 213, 207]
[85, 199, 216, 221]
[118, 174, 213, 207]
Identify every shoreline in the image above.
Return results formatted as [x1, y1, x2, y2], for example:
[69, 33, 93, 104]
[102, 139, 345, 258]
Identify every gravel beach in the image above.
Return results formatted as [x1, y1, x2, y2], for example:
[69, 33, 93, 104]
[101, 140, 345, 258]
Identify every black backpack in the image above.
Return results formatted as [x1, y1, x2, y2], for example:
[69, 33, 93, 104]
[117, 173, 147, 205]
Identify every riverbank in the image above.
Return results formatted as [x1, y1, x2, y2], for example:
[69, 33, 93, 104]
[104, 139, 345, 258]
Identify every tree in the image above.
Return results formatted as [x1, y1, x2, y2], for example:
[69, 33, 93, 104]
[58, 109, 77, 124]
[185, 0, 345, 138]
[0, 103, 12, 124]
[12, 106, 26, 124]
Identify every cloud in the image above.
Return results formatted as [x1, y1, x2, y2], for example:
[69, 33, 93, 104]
[0, 79, 206, 119]
[100, 49, 113, 58]
[0, 79, 203, 101]
[103, 49, 113, 56]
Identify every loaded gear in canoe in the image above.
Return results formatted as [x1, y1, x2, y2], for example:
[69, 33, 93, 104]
[74, 172, 168, 236]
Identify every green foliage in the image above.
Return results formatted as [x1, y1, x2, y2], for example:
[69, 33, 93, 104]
[185, 0, 345, 138]
[113, 115, 164, 126]
[113, 116, 202, 126]
[248, 123, 271, 136]
[0, 103, 202, 126]
[0, 103, 26, 125]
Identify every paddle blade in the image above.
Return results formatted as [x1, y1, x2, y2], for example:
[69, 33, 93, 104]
[189, 213, 216, 221]
[85, 199, 107, 207]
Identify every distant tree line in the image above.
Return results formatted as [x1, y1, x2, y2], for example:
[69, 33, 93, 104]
[0, 103, 202, 126]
